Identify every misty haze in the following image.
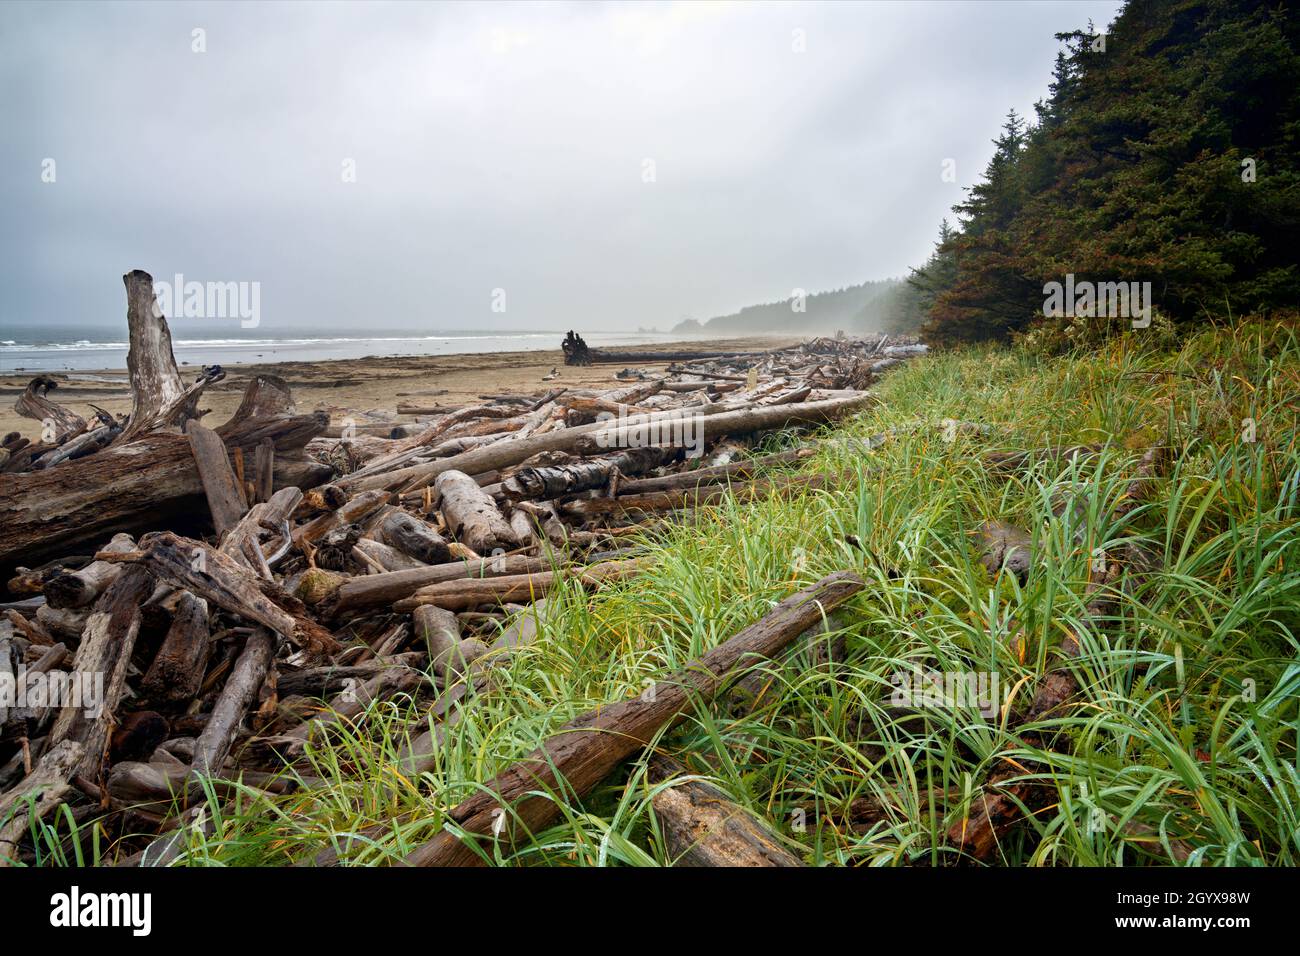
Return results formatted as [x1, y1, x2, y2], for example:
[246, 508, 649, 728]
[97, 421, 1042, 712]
[1, 0, 1297, 899]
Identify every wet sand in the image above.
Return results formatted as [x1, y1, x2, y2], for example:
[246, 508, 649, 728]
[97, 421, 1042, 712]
[0, 336, 796, 438]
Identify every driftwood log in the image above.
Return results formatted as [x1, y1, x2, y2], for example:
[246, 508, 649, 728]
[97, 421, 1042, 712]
[0, 407, 328, 573]
[403, 570, 863, 866]
[646, 755, 804, 867]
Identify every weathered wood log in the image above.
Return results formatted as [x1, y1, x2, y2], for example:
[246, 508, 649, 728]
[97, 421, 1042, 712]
[274, 653, 424, 698]
[0, 740, 84, 866]
[353, 538, 427, 572]
[116, 270, 190, 443]
[412, 606, 487, 682]
[258, 665, 422, 761]
[347, 394, 871, 495]
[403, 570, 864, 866]
[0, 411, 328, 572]
[13, 376, 86, 443]
[381, 512, 451, 565]
[433, 470, 519, 555]
[500, 447, 673, 501]
[329, 554, 551, 615]
[187, 420, 249, 539]
[224, 374, 294, 428]
[393, 557, 644, 612]
[140, 592, 210, 703]
[292, 489, 392, 549]
[47, 566, 155, 780]
[218, 487, 303, 572]
[133, 532, 339, 657]
[35, 606, 88, 645]
[646, 755, 804, 867]
[43, 533, 135, 609]
[560, 471, 831, 519]
[251, 438, 275, 504]
[191, 628, 277, 777]
[612, 447, 811, 496]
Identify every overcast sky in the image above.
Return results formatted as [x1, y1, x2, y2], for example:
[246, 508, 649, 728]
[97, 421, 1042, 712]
[1, 0, 1122, 333]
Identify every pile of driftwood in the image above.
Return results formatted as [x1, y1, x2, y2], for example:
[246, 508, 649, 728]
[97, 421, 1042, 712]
[0, 273, 928, 866]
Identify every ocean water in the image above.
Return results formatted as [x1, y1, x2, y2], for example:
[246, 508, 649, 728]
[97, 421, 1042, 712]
[0, 325, 690, 373]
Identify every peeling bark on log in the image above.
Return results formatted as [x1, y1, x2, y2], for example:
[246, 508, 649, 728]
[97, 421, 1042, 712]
[501, 447, 673, 501]
[403, 570, 863, 866]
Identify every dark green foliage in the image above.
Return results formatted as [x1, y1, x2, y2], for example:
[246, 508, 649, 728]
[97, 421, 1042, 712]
[922, 0, 1300, 346]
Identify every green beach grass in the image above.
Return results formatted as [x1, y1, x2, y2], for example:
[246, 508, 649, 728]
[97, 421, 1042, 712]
[25, 319, 1300, 867]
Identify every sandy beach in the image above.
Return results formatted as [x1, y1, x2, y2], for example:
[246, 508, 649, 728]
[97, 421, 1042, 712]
[0, 336, 797, 439]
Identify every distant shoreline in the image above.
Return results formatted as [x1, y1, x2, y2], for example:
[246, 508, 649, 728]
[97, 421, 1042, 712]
[0, 328, 765, 375]
[0, 334, 798, 437]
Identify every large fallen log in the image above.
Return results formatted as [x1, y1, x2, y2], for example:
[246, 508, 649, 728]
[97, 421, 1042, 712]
[393, 557, 645, 612]
[403, 570, 864, 866]
[328, 554, 553, 615]
[0, 408, 328, 573]
[346, 394, 872, 495]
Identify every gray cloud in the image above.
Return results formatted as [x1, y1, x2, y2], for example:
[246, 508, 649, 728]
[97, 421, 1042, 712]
[0, 0, 1122, 332]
